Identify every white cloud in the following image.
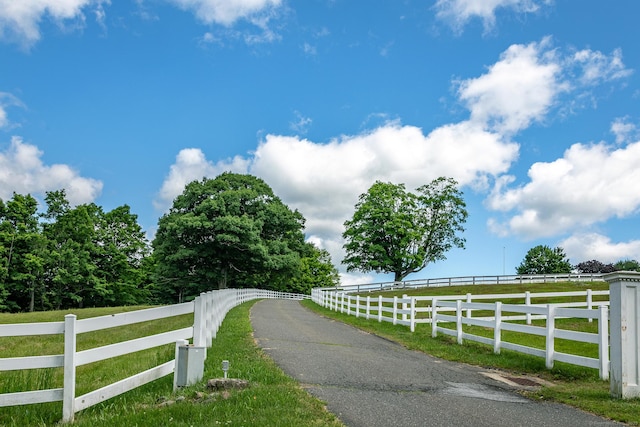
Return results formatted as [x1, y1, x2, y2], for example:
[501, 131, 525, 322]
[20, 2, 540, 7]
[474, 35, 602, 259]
[154, 39, 633, 272]
[0, 92, 25, 129]
[167, 0, 281, 26]
[611, 117, 636, 145]
[154, 148, 249, 210]
[458, 38, 565, 134]
[434, 0, 550, 33]
[560, 233, 640, 265]
[487, 139, 640, 238]
[157, 122, 518, 268]
[289, 111, 312, 134]
[571, 48, 633, 85]
[0, 0, 108, 48]
[0, 136, 103, 205]
[302, 42, 316, 56]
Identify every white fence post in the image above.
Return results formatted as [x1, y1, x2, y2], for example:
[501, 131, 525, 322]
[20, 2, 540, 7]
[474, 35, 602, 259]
[410, 298, 416, 332]
[545, 305, 555, 369]
[494, 302, 502, 354]
[607, 271, 640, 398]
[378, 296, 383, 323]
[392, 296, 398, 325]
[366, 296, 371, 320]
[193, 293, 205, 348]
[598, 304, 609, 380]
[402, 295, 408, 323]
[525, 291, 531, 325]
[431, 299, 438, 338]
[62, 314, 77, 423]
[456, 300, 463, 345]
[465, 293, 472, 319]
[355, 296, 360, 318]
[587, 289, 593, 323]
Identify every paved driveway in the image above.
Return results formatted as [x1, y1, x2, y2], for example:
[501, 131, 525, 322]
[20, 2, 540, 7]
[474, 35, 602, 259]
[251, 299, 622, 427]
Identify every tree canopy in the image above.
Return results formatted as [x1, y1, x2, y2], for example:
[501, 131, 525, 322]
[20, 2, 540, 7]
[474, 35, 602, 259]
[516, 245, 572, 275]
[342, 177, 467, 282]
[152, 172, 319, 302]
[0, 190, 150, 312]
[574, 259, 616, 274]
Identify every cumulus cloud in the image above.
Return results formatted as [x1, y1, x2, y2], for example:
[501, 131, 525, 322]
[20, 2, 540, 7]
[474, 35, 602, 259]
[434, 0, 550, 33]
[560, 233, 640, 265]
[156, 122, 518, 268]
[458, 38, 565, 134]
[154, 147, 250, 210]
[0, 0, 108, 48]
[0, 136, 103, 205]
[487, 139, 640, 238]
[0, 92, 24, 129]
[155, 38, 633, 274]
[166, 0, 281, 26]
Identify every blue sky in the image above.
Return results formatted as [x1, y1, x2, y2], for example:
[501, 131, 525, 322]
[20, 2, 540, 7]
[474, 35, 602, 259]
[1, 0, 639, 285]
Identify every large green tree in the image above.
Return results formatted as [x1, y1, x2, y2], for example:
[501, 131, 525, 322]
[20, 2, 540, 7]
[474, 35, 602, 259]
[516, 245, 572, 275]
[342, 177, 468, 282]
[152, 173, 307, 302]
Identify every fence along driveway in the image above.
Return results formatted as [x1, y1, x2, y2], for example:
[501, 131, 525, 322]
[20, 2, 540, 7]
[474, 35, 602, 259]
[312, 287, 610, 378]
[0, 289, 306, 423]
[251, 299, 621, 427]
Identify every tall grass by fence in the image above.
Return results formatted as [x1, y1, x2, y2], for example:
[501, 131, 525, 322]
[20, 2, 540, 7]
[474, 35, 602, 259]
[0, 289, 306, 423]
[311, 287, 610, 379]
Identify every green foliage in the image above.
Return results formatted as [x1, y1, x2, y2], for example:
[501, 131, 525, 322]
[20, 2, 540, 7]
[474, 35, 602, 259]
[342, 177, 467, 282]
[574, 259, 616, 274]
[0, 190, 151, 312]
[613, 259, 640, 272]
[516, 245, 572, 275]
[288, 243, 340, 294]
[152, 173, 310, 302]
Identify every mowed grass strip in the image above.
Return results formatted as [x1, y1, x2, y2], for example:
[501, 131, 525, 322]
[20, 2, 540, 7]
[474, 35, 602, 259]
[303, 282, 640, 426]
[1, 301, 343, 427]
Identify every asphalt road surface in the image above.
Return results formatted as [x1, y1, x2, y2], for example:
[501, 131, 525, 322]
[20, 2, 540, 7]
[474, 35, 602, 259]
[250, 299, 622, 427]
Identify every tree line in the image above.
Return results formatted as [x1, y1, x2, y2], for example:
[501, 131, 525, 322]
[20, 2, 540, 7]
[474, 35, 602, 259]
[0, 173, 339, 312]
[516, 245, 640, 275]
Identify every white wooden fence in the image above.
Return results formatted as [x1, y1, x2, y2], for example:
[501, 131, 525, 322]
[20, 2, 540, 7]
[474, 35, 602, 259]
[431, 299, 609, 380]
[311, 288, 610, 378]
[0, 288, 306, 423]
[326, 273, 604, 294]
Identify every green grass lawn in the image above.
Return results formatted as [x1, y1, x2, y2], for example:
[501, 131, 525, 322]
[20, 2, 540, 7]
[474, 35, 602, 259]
[0, 302, 343, 427]
[2, 281, 639, 426]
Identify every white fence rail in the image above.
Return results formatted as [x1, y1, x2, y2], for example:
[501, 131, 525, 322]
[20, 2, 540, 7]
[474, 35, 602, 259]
[326, 273, 604, 294]
[311, 287, 610, 378]
[431, 299, 609, 380]
[0, 289, 306, 423]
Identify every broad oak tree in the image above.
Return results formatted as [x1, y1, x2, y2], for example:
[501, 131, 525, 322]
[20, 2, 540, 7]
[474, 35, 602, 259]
[516, 245, 572, 275]
[342, 177, 468, 282]
[152, 173, 308, 302]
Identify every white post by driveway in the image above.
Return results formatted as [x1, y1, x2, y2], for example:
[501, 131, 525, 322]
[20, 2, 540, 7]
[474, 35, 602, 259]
[605, 271, 640, 399]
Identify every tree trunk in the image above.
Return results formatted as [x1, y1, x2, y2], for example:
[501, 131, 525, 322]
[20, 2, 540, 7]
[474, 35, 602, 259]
[29, 284, 35, 312]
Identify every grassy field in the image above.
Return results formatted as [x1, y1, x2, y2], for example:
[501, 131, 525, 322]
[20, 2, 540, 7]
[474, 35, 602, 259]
[3, 281, 640, 425]
[303, 281, 640, 426]
[0, 302, 343, 427]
